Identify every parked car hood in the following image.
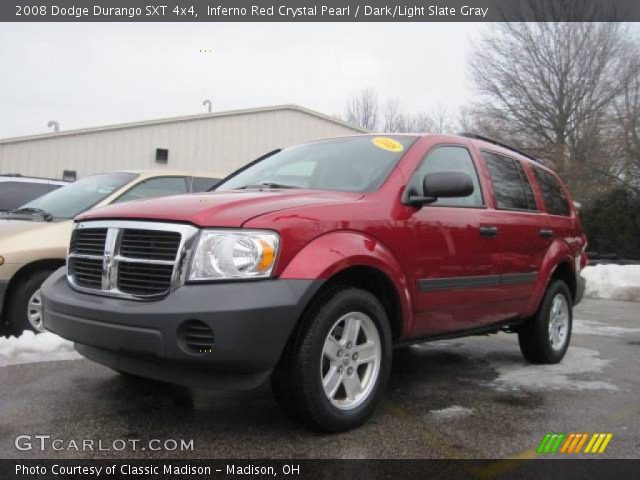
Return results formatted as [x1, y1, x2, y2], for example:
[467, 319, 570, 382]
[0, 218, 52, 237]
[77, 190, 364, 227]
[0, 219, 73, 263]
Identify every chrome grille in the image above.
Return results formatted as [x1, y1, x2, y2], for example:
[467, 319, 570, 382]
[68, 257, 103, 289]
[67, 221, 199, 300]
[120, 229, 181, 261]
[70, 228, 107, 256]
[117, 261, 175, 295]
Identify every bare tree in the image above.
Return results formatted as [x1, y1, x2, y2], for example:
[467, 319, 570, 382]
[383, 99, 403, 132]
[405, 113, 435, 133]
[469, 21, 635, 199]
[344, 88, 379, 131]
[429, 103, 456, 134]
[345, 90, 460, 134]
[609, 48, 640, 191]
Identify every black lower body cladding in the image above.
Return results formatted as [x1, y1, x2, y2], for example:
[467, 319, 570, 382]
[41, 268, 322, 390]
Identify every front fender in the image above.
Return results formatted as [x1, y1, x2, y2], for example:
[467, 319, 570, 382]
[523, 239, 575, 317]
[280, 231, 414, 337]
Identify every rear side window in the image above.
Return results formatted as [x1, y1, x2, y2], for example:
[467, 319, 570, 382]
[190, 177, 222, 192]
[414, 146, 483, 207]
[533, 167, 571, 216]
[483, 151, 537, 211]
[0, 181, 59, 210]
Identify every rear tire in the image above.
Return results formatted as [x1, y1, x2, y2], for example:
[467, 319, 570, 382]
[271, 287, 392, 432]
[518, 280, 572, 364]
[6, 270, 54, 335]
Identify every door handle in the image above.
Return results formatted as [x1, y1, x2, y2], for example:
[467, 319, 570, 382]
[479, 226, 499, 237]
[540, 229, 554, 239]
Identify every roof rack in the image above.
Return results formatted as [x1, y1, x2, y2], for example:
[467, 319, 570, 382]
[458, 132, 540, 163]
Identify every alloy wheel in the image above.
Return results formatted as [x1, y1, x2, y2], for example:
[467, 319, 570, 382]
[320, 312, 381, 410]
[548, 293, 569, 351]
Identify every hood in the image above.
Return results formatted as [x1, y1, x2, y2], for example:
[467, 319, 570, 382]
[77, 189, 364, 227]
[0, 218, 52, 237]
[0, 219, 73, 262]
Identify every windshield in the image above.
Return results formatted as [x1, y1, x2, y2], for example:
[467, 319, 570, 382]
[216, 136, 417, 193]
[21, 172, 137, 219]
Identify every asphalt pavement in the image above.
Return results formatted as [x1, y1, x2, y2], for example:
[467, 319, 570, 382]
[1, 298, 638, 459]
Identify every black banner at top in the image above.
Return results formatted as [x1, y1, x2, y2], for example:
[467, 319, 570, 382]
[2, 0, 640, 22]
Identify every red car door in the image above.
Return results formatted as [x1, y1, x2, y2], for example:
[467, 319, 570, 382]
[477, 150, 551, 315]
[407, 143, 509, 337]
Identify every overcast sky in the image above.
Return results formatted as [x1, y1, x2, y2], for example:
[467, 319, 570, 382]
[0, 23, 482, 139]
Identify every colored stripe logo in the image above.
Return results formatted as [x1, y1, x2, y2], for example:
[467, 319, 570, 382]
[537, 433, 613, 454]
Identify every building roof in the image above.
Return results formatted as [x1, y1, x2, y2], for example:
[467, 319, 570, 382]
[0, 104, 369, 145]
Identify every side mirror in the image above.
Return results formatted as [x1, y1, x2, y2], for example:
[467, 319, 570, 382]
[406, 171, 474, 206]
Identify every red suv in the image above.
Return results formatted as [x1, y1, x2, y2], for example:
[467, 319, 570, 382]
[41, 133, 587, 432]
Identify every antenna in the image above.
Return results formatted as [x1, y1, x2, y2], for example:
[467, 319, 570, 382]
[202, 99, 212, 113]
[47, 120, 60, 132]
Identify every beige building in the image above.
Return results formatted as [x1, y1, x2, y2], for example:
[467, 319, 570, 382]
[0, 105, 367, 180]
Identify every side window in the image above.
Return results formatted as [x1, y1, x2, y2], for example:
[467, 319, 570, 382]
[0, 182, 53, 210]
[483, 151, 536, 211]
[114, 177, 188, 204]
[533, 167, 571, 216]
[190, 177, 222, 192]
[413, 146, 483, 207]
[513, 160, 537, 210]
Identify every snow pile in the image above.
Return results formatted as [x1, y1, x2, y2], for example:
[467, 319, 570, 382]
[0, 331, 80, 367]
[582, 264, 640, 302]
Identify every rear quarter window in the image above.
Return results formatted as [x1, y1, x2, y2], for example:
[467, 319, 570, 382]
[191, 177, 222, 192]
[0, 181, 58, 210]
[482, 151, 537, 211]
[533, 167, 571, 216]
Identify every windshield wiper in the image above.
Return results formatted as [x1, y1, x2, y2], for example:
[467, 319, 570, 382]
[239, 182, 298, 190]
[9, 207, 54, 221]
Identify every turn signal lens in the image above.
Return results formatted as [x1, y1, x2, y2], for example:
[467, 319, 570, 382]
[256, 239, 275, 272]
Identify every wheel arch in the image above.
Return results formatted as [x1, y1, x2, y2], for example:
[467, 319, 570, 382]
[524, 240, 577, 317]
[1, 259, 65, 321]
[280, 231, 413, 340]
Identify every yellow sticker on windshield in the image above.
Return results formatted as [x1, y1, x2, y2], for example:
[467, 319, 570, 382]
[372, 137, 404, 152]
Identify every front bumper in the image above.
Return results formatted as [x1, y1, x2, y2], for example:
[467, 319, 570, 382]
[41, 268, 321, 390]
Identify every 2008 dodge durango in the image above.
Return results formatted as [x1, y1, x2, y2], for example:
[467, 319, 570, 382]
[42, 133, 587, 432]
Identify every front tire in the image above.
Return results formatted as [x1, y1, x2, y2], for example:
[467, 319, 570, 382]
[6, 270, 53, 335]
[518, 280, 572, 364]
[272, 287, 392, 432]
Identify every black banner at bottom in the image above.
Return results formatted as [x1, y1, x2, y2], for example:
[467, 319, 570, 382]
[2, 459, 639, 480]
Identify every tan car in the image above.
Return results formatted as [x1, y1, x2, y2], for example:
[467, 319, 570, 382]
[0, 170, 225, 335]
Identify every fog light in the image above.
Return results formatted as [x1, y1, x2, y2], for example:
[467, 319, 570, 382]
[177, 319, 214, 355]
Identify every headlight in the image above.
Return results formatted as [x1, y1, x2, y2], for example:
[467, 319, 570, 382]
[188, 230, 280, 281]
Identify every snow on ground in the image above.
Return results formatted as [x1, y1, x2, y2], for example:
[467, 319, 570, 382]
[487, 346, 617, 392]
[0, 331, 80, 367]
[428, 406, 474, 420]
[573, 318, 640, 337]
[583, 264, 640, 302]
